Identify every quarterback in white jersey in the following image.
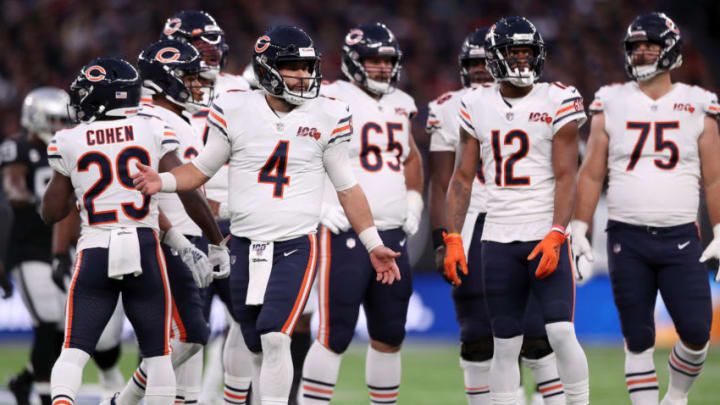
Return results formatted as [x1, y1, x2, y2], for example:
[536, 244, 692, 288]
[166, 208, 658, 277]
[427, 28, 562, 405]
[444, 17, 589, 405]
[42, 58, 179, 405]
[573, 13, 720, 405]
[131, 26, 401, 404]
[300, 23, 423, 405]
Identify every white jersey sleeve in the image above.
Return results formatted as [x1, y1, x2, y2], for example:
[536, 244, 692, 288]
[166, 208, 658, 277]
[427, 93, 457, 152]
[193, 100, 232, 177]
[550, 84, 587, 133]
[322, 109, 355, 191]
[47, 134, 71, 177]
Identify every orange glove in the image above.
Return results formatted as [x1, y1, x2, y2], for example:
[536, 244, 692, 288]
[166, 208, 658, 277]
[443, 232, 468, 286]
[528, 227, 566, 279]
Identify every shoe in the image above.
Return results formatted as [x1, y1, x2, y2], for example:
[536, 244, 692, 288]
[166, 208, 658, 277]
[99, 392, 120, 405]
[8, 371, 33, 405]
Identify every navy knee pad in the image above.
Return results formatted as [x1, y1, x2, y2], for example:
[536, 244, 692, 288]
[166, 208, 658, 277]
[327, 327, 355, 354]
[368, 319, 406, 348]
[521, 336, 553, 360]
[460, 337, 494, 362]
[675, 319, 711, 348]
[93, 345, 121, 370]
[624, 325, 655, 353]
[491, 316, 523, 339]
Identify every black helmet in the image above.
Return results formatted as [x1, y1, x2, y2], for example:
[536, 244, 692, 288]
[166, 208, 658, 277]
[138, 39, 212, 112]
[458, 27, 492, 87]
[623, 12, 682, 81]
[341, 22, 402, 95]
[485, 17, 545, 87]
[69, 57, 141, 123]
[160, 10, 229, 80]
[252, 26, 322, 105]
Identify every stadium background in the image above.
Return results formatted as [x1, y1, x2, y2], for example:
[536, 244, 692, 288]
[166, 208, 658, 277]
[1, 0, 720, 403]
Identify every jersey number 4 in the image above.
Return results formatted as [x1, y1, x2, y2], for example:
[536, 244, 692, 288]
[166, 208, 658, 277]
[491, 129, 530, 186]
[626, 121, 679, 171]
[259, 140, 290, 198]
[78, 147, 151, 225]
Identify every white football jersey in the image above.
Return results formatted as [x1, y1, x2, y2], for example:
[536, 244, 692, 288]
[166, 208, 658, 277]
[591, 81, 720, 227]
[199, 90, 353, 241]
[459, 82, 587, 242]
[186, 74, 252, 207]
[427, 87, 487, 214]
[139, 102, 204, 236]
[321, 80, 417, 230]
[47, 113, 179, 250]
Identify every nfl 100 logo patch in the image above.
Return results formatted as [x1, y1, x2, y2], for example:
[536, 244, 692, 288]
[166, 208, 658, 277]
[252, 243, 267, 255]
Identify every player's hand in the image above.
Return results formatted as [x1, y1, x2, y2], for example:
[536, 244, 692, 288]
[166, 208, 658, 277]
[570, 220, 595, 285]
[131, 162, 162, 195]
[528, 228, 566, 279]
[209, 236, 231, 279]
[443, 232, 468, 286]
[163, 228, 213, 288]
[369, 245, 401, 285]
[320, 203, 350, 234]
[699, 224, 720, 282]
[0, 262, 12, 299]
[51, 253, 73, 292]
[402, 190, 424, 236]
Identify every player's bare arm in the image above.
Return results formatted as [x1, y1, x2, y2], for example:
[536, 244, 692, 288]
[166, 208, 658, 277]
[551, 120, 580, 228]
[40, 171, 74, 224]
[697, 116, 720, 280]
[2, 164, 33, 206]
[575, 113, 609, 224]
[132, 161, 209, 195]
[50, 208, 79, 291]
[428, 150, 454, 231]
[159, 152, 223, 244]
[446, 128, 478, 234]
[442, 127, 478, 285]
[403, 131, 424, 193]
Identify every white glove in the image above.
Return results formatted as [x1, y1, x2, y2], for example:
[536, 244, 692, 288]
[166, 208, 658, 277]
[209, 236, 231, 279]
[403, 190, 424, 236]
[320, 203, 350, 234]
[163, 227, 213, 288]
[570, 219, 595, 285]
[699, 224, 720, 282]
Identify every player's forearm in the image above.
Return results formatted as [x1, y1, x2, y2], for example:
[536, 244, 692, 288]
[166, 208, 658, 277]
[403, 145, 424, 193]
[171, 163, 210, 192]
[337, 184, 375, 234]
[553, 173, 576, 228]
[573, 171, 603, 224]
[428, 151, 454, 229]
[704, 182, 720, 226]
[177, 189, 223, 244]
[445, 174, 472, 234]
[52, 208, 80, 255]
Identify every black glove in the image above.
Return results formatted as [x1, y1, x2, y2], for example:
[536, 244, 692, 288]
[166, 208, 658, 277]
[52, 253, 73, 292]
[0, 263, 12, 299]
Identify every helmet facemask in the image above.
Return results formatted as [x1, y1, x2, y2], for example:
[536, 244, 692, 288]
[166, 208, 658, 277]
[487, 43, 544, 87]
[342, 49, 401, 95]
[625, 37, 682, 81]
[256, 54, 322, 106]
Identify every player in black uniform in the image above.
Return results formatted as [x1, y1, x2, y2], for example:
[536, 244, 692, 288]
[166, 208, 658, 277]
[2, 87, 72, 405]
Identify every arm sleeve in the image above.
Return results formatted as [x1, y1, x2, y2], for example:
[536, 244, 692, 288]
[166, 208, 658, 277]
[552, 86, 587, 134]
[47, 134, 72, 176]
[323, 140, 357, 192]
[192, 124, 231, 178]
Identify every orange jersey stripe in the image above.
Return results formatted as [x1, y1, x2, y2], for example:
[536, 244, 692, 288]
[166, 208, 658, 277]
[626, 377, 658, 386]
[163, 131, 177, 137]
[709, 106, 720, 111]
[209, 111, 227, 128]
[48, 147, 58, 152]
[322, 227, 331, 347]
[331, 124, 351, 136]
[460, 109, 471, 120]
[171, 299, 187, 341]
[154, 232, 172, 355]
[427, 120, 440, 125]
[568, 243, 576, 323]
[54, 401, 73, 405]
[555, 104, 575, 116]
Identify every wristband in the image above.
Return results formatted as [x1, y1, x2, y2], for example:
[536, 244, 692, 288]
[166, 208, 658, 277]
[432, 228, 447, 250]
[159, 172, 177, 192]
[713, 223, 720, 239]
[358, 226, 383, 253]
[550, 224, 566, 235]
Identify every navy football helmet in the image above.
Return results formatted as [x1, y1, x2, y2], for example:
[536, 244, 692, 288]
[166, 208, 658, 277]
[459, 27, 492, 87]
[485, 17, 545, 87]
[341, 22, 402, 95]
[68, 57, 141, 123]
[160, 10, 229, 80]
[624, 12, 682, 81]
[138, 39, 212, 113]
[252, 26, 322, 105]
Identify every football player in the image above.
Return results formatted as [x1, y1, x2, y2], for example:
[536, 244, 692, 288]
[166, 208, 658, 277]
[112, 39, 231, 405]
[131, 26, 401, 405]
[43, 57, 183, 405]
[2, 86, 71, 405]
[156, 12, 256, 404]
[0, 185, 12, 299]
[572, 12, 719, 405]
[301, 22, 422, 405]
[427, 28, 562, 405]
[444, 17, 590, 405]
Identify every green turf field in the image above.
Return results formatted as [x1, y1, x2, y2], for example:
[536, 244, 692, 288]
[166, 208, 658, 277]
[1, 343, 718, 404]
